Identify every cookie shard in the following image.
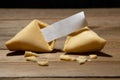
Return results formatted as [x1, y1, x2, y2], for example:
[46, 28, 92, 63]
[5, 19, 55, 52]
[63, 27, 106, 53]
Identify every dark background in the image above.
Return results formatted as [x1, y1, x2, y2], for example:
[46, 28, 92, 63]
[0, 0, 120, 8]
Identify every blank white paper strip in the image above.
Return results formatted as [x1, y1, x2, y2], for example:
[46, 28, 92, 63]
[41, 11, 88, 42]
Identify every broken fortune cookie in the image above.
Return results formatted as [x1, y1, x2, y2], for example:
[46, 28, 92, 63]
[63, 27, 106, 53]
[5, 19, 55, 52]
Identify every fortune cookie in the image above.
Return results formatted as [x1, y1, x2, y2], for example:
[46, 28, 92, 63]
[5, 19, 55, 52]
[63, 27, 106, 53]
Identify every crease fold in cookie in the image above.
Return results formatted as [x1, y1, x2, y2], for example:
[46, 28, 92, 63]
[5, 19, 55, 52]
[63, 27, 106, 53]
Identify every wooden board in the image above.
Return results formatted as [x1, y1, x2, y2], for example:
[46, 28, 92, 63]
[0, 8, 120, 80]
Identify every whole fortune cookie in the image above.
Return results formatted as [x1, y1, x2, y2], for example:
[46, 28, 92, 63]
[5, 19, 55, 52]
[63, 27, 106, 53]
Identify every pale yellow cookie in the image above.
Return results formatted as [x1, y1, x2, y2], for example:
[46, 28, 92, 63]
[89, 54, 97, 59]
[37, 61, 49, 66]
[26, 56, 37, 62]
[24, 51, 38, 57]
[5, 19, 55, 52]
[63, 27, 106, 53]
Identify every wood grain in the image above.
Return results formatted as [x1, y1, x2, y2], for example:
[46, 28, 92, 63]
[0, 78, 120, 80]
[0, 61, 120, 77]
[0, 50, 119, 62]
[0, 8, 119, 19]
[0, 8, 120, 79]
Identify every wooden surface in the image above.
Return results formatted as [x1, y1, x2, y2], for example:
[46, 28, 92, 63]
[0, 8, 120, 80]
